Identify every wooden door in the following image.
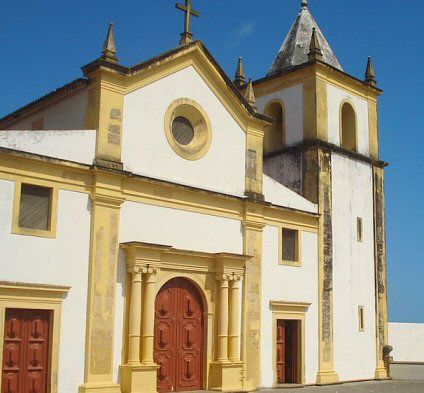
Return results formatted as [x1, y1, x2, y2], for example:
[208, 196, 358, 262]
[154, 278, 204, 392]
[2, 309, 51, 393]
[276, 320, 299, 384]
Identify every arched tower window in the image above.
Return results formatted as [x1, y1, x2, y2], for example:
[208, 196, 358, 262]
[264, 101, 285, 154]
[340, 102, 357, 151]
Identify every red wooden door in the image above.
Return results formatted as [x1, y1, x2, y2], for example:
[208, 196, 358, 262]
[276, 320, 299, 384]
[154, 278, 204, 392]
[2, 309, 51, 393]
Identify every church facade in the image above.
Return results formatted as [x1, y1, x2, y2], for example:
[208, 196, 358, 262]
[0, 2, 389, 393]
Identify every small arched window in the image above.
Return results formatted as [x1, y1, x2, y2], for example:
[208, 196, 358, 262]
[264, 101, 285, 154]
[340, 102, 357, 151]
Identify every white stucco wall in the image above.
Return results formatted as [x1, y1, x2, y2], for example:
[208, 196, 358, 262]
[122, 66, 246, 197]
[389, 323, 424, 362]
[0, 130, 96, 164]
[332, 153, 376, 381]
[261, 226, 319, 386]
[0, 179, 91, 393]
[113, 201, 244, 379]
[263, 174, 318, 213]
[5, 90, 88, 131]
[327, 84, 370, 156]
[256, 84, 304, 146]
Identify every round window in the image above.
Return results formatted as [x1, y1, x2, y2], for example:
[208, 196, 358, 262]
[172, 116, 195, 145]
[164, 98, 212, 161]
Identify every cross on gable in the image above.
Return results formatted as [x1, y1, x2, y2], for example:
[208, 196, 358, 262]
[175, 0, 200, 45]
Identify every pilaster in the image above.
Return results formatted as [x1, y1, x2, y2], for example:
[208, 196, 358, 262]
[84, 66, 125, 169]
[373, 166, 389, 379]
[79, 172, 124, 393]
[241, 203, 264, 391]
[315, 149, 339, 385]
[245, 125, 265, 200]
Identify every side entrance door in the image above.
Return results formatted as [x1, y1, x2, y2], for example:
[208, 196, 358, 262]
[2, 308, 51, 393]
[276, 319, 300, 384]
[154, 278, 204, 392]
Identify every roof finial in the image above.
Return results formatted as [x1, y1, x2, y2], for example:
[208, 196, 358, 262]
[301, 0, 308, 8]
[234, 57, 246, 89]
[308, 28, 323, 61]
[101, 22, 118, 63]
[244, 78, 257, 111]
[176, 0, 200, 45]
[365, 56, 377, 87]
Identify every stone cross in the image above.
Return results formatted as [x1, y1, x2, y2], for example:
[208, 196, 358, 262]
[176, 0, 200, 45]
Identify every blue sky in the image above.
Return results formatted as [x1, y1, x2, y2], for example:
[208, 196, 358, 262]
[1, 1, 423, 322]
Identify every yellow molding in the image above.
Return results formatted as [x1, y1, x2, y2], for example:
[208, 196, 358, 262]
[278, 226, 302, 268]
[11, 180, 58, 239]
[0, 151, 91, 193]
[254, 67, 315, 98]
[164, 98, 212, 160]
[269, 301, 311, 313]
[0, 281, 70, 393]
[0, 150, 318, 234]
[316, 64, 381, 100]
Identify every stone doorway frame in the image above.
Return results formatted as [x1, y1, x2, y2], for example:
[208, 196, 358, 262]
[120, 242, 248, 393]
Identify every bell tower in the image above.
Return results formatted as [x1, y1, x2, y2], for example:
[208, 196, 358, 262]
[250, 0, 389, 384]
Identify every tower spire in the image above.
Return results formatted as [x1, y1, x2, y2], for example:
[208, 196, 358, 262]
[308, 27, 323, 61]
[234, 57, 246, 88]
[365, 56, 377, 87]
[101, 23, 118, 63]
[244, 79, 257, 111]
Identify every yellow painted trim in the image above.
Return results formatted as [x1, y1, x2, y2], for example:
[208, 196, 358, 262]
[368, 98, 379, 160]
[0, 151, 92, 193]
[11, 180, 58, 238]
[0, 281, 70, 393]
[0, 150, 318, 234]
[316, 64, 381, 101]
[278, 226, 302, 267]
[270, 301, 310, 385]
[164, 98, 212, 161]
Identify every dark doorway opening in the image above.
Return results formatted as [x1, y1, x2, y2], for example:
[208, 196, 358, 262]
[276, 319, 301, 384]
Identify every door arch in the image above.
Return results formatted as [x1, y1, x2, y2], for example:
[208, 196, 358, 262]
[154, 277, 205, 392]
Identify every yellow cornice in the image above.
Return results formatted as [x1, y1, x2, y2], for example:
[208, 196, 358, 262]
[0, 150, 318, 230]
[254, 62, 381, 102]
[316, 63, 381, 100]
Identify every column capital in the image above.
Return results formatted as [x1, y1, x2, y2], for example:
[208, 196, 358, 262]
[215, 274, 230, 283]
[228, 273, 242, 282]
[127, 265, 144, 275]
[141, 265, 159, 275]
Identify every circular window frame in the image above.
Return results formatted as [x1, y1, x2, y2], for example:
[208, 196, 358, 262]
[164, 98, 212, 161]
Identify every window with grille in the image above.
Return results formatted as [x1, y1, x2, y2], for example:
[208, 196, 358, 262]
[18, 184, 52, 231]
[281, 228, 299, 263]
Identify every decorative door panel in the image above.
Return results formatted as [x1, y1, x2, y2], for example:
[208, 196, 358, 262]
[276, 320, 286, 384]
[2, 309, 51, 393]
[154, 278, 204, 392]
